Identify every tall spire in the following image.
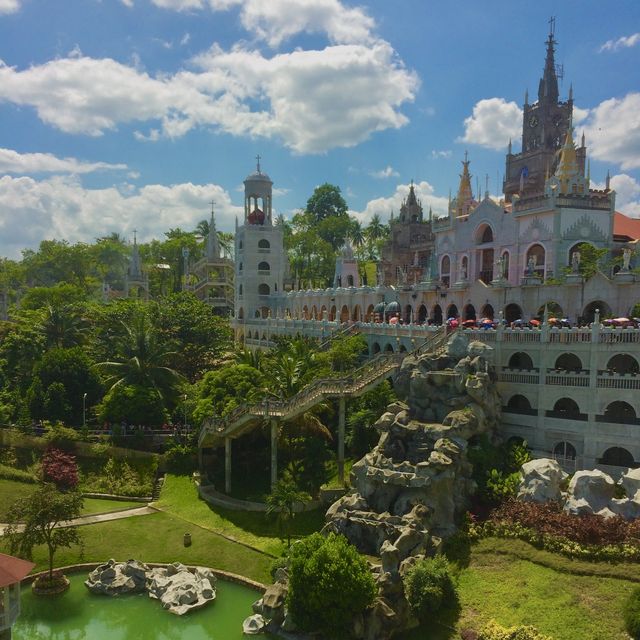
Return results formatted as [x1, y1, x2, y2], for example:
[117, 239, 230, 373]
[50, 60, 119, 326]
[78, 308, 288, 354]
[128, 229, 142, 279]
[455, 152, 475, 217]
[538, 17, 559, 103]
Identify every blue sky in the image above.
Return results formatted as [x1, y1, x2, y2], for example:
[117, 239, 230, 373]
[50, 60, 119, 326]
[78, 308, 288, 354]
[0, 0, 639, 258]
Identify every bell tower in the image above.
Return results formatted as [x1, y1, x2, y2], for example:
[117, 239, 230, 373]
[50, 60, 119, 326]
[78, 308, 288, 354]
[504, 19, 585, 202]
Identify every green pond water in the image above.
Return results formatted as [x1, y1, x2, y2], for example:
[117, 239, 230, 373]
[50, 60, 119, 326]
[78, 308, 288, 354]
[14, 573, 276, 640]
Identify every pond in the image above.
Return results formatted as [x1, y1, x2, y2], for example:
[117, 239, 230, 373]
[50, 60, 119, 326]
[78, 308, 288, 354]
[14, 573, 276, 640]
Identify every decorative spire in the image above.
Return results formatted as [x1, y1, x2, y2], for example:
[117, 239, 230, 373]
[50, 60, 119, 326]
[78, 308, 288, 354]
[569, 83, 573, 100]
[606, 170, 611, 190]
[428, 205, 433, 223]
[581, 131, 585, 148]
[128, 229, 142, 279]
[508, 138, 512, 155]
[538, 17, 559, 104]
[406, 179, 417, 206]
[255, 153, 261, 173]
[524, 88, 529, 105]
[455, 152, 475, 217]
[552, 126, 588, 195]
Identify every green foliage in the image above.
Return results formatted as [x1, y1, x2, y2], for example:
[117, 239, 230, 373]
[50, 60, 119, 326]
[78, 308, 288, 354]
[4, 483, 84, 578]
[98, 383, 168, 427]
[305, 183, 348, 223]
[0, 462, 38, 483]
[194, 364, 265, 422]
[287, 532, 376, 638]
[404, 555, 458, 621]
[574, 242, 610, 280]
[152, 292, 232, 382]
[266, 477, 310, 547]
[624, 587, 640, 639]
[43, 422, 81, 452]
[485, 469, 522, 503]
[477, 620, 553, 640]
[163, 443, 197, 475]
[316, 334, 367, 374]
[86, 457, 154, 496]
[20, 283, 88, 311]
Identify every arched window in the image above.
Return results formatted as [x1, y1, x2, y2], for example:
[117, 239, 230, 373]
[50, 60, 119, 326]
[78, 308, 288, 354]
[352, 305, 361, 321]
[525, 244, 546, 277]
[446, 304, 458, 319]
[554, 353, 582, 371]
[239, 284, 243, 295]
[260, 306, 270, 319]
[554, 441, 576, 461]
[481, 304, 494, 320]
[365, 305, 374, 322]
[600, 447, 635, 468]
[604, 401, 637, 423]
[463, 304, 476, 321]
[372, 342, 381, 354]
[418, 304, 428, 324]
[384, 343, 395, 352]
[258, 239, 270, 249]
[508, 352, 534, 370]
[330, 305, 337, 321]
[583, 300, 611, 323]
[432, 305, 443, 325]
[237, 307, 244, 319]
[258, 283, 270, 295]
[481, 226, 493, 243]
[441, 255, 451, 287]
[347, 275, 354, 287]
[302, 305, 309, 319]
[399, 344, 407, 352]
[258, 261, 270, 272]
[607, 354, 640, 375]
[340, 305, 349, 323]
[505, 303, 523, 324]
[239, 262, 243, 272]
[404, 304, 412, 323]
[239, 240, 243, 250]
[538, 302, 563, 318]
[551, 397, 583, 420]
[311, 305, 318, 320]
[506, 394, 534, 414]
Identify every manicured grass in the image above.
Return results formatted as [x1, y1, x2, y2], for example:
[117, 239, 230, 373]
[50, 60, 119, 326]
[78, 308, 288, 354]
[2, 510, 272, 584]
[0, 479, 142, 519]
[155, 475, 325, 557]
[398, 537, 638, 640]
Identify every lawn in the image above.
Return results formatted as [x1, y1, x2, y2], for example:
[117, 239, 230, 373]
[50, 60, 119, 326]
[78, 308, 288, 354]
[154, 474, 325, 557]
[0, 479, 142, 519]
[2, 510, 273, 584]
[398, 537, 639, 640]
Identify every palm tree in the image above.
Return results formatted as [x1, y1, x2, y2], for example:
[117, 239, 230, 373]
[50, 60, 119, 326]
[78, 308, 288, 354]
[349, 220, 365, 249]
[96, 314, 184, 404]
[36, 304, 87, 348]
[266, 477, 310, 547]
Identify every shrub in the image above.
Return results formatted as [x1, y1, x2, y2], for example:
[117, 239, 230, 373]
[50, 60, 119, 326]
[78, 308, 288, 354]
[0, 463, 38, 484]
[43, 422, 80, 452]
[478, 620, 552, 640]
[403, 555, 457, 621]
[624, 587, 640, 639]
[41, 447, 79, 490]
[163, 443, 197, 475]
[287, 532, 376, 639]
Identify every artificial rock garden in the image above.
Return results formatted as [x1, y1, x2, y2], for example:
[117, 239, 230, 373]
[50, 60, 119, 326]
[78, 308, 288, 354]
[245, 333, 504, 638]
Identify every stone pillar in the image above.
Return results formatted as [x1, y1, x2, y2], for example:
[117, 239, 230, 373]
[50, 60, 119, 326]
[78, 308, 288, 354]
[338, 397, 346, 485]
[224, 437, 232, 494]
[270, 419, 279, 487]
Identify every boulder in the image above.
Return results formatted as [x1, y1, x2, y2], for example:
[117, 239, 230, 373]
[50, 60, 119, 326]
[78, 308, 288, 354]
[243, 614, 266, 635]
[564, 470, 616, 516]
[147, 564, 216, 615]
[261, 583, 287, 623]
[620, 467, 640, 500]
[446, 333, 469, 360]
[85, 559, 149, 595]
[517, 458, 567, 503]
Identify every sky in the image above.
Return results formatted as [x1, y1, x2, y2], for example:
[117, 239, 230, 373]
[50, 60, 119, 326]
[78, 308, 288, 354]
[0, 0, 639, 258]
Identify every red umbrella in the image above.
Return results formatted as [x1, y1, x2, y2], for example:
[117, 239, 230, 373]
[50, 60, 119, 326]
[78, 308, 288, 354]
[529, 319, 541, 326]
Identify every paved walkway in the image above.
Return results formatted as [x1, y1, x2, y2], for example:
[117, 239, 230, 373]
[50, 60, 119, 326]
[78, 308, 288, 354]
[0, 505, 157, 535]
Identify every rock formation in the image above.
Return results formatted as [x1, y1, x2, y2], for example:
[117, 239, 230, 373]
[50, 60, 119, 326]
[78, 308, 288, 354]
[517, 459, 640, 519]
[246, 333, 502, 639]
[86, 560, 217, 615]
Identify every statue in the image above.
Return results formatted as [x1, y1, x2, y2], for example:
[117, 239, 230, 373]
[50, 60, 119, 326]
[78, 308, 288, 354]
[623, 248, 632, 271]
[460, 256, 467, 280]
[376, 266, 382, 286]
[400, 267, 408, 285]
[527, 255, 536, 276]
[571, 250, 581, 274]
[495, 255, 505, 279]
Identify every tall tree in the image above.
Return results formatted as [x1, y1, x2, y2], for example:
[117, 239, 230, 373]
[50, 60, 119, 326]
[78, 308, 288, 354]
[305, 183, 348, 223]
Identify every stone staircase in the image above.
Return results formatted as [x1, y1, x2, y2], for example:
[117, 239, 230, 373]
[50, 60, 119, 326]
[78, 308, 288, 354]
[199, 327, 450, 448]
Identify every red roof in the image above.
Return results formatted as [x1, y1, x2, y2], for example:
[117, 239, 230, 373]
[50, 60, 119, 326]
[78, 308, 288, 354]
[614, 212, 640, 241]
[0, 553, 35, 587]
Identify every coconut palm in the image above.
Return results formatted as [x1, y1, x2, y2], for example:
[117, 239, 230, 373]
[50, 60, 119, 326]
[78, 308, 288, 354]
[36, 304, 88, 348]
[96, 314, 184, 405]
[266, 477, 310, 547]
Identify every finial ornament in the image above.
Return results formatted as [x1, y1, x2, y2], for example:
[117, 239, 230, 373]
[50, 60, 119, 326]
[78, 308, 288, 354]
[569, 83, 573, 100]
[133, 229, 137, 244]
[256, 154, 261, 173]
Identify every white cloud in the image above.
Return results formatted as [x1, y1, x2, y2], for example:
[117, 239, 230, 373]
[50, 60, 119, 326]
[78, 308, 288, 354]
[0, 174, 243, 258]
[351, 181, 448, 225]
[369, 166, 399, 179]
[0, 148, 128, 175]
[180, 32, 191, 46]
[0, 42, 416, 153]
[431, 149, 452, 159]
[150, 0, 374, 47]
[599, 32, 640, 53]
[573, 106, 589, 124]
[458, 97, 522, 151]
[593, 174, 640, 218]
[0, 0, 20, 15]
[583, 93, 640, 170]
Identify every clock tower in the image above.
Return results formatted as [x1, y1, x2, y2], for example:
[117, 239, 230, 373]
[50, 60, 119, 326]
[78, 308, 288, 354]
[503, 19, 586, 202]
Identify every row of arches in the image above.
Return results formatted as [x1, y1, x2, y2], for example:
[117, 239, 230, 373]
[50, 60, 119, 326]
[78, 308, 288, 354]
[550, 441, 636, 468]
[505, 394, 639, 423]
[507, 352, 639, 374]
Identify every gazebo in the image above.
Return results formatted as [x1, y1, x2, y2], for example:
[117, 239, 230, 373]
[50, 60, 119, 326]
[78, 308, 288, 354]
[0, 553, 35, 640]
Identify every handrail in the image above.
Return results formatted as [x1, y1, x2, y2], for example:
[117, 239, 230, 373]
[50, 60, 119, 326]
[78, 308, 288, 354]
[199, 326, 450, 445]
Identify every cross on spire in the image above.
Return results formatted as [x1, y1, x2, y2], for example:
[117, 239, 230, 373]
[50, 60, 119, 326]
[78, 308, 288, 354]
[548, 15, 555, 37]
[133, 229, 137, 244]
[256, 154, 261, 173]
[209, 199, 216, 215]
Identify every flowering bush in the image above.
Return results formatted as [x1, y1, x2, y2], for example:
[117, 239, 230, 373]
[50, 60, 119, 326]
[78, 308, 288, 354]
[476, 620, 553, 640]
[41, 447, 78, 490]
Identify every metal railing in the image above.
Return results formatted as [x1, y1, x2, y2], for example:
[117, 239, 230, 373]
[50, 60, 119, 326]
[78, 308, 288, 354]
[199, 326, 450, 446]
